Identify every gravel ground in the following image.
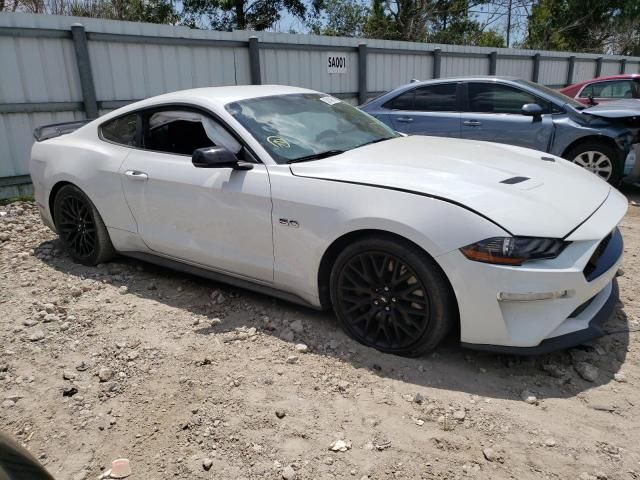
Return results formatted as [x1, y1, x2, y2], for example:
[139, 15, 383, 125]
[1, 193, 639, 480]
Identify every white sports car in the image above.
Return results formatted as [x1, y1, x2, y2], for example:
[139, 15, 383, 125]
[30, 85, 626, 356]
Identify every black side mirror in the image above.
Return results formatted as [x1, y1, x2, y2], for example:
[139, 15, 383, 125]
[192, 146, 252, 170]
[521, 103, 543, 117]
[587, 93, 597, 106]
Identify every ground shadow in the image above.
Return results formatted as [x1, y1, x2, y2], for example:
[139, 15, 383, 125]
[34, 230, 632, 403]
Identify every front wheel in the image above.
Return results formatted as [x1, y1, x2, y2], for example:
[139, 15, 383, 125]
[53, 184, 115, 266]
[564, 142, 623, 185]
[329, 235, 457, 357]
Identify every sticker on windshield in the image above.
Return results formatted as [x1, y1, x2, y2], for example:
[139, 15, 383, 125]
[267, 136, 291, 148]
[319, 96, 341, 106]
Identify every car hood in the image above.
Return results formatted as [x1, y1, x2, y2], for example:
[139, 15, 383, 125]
[581, 99, 640, 119]
[289, 136, 610, 238]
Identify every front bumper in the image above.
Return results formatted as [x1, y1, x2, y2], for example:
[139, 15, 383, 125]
[437, 190, 626, 354]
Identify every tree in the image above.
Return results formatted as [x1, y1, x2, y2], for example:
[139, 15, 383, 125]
[308, 0, 369, 37]
[181, 0, 317, 31]
[522, 0, 636, 54]
[363, 0, 401, 39]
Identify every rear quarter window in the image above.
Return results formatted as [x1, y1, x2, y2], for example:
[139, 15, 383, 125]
[100, 114, 138, 146]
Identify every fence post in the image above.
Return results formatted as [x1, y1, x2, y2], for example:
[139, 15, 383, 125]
[433, 48, 441, 79]
[358, 43, 367, 105]
[532, 53, 540, 82]
[620, 58, 627, 74]
[595, 57, 603, 77]
[566, 55, 575, 86]
[248, 36, 261, 85]
[70, 23, 98, 119]
[489, 51, 497, 75]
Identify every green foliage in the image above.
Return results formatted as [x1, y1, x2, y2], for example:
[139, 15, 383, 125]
[69, 0, 180, 23]
[308, 0, 369, 37]
[181, 0, 312, 31]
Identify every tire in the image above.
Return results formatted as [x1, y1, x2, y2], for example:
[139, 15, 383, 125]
[329, 235, 457, 357]
[564, 141, 623, 185]
[52, 184, 115, 266]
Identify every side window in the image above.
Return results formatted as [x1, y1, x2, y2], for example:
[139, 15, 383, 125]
[143, 109, 241, 156]
[100, 114, 138, 146]
[413, 84, 458, 111]
[386, 90, 415, 110]
[468, 83, 551, 114]
[588, 80, 635, 99]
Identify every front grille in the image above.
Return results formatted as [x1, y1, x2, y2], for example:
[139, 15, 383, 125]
[583, 228, 622, 282]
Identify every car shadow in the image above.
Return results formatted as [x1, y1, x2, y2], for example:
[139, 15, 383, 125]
[35, 239, 630, 402]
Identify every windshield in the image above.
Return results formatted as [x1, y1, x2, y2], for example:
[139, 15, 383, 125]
[225, 93, 398, 163]
[515, 79, 586, 110]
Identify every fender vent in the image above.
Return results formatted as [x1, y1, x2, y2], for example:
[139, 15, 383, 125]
[500, 176, 530, 185]
[541, 156, 555, 162]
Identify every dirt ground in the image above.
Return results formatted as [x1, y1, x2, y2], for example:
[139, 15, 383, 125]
[1, 191, 639, 480]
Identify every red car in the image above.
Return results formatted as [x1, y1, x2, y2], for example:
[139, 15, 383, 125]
[560, 74, 640, 105]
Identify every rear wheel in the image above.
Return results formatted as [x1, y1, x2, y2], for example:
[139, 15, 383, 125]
[329, 235, 456, 357]
[564, 142, 623, 185]
[53, 184, 115, 266]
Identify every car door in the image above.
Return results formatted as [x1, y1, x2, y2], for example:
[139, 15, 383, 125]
[385, 83, 461, 137]
[460, 82, 555, 152]
[578, 79, 639, 104]
[119, 107, 274, 283]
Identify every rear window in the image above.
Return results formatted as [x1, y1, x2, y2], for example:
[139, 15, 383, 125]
[100, 114, 138, 146]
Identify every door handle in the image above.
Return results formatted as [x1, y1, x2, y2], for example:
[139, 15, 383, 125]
[396, 116, 414, 123]
[463, 120, 482, 127]
[124, 170, 148, 181]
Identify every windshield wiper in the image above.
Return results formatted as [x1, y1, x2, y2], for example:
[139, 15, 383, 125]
[287, 149, 346, 164]
[355, 137, 394, 149]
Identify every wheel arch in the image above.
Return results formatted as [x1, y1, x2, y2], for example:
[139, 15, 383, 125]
[316, 229, 459, 318]
[48, 180, 76, 224]
[561, 135, 621, 160]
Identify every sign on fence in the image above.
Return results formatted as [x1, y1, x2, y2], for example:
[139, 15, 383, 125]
[327, 53, 347, 74]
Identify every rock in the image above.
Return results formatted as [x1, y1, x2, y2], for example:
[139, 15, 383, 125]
[63, 370, 77, 380]
[43, 303, 56, 313]
[482, 447, 497, 462]
[289, 320, 304, 333]
[62, 387, 78, 397]
[544, 437, 556, 447]
[337, 380, 350, 391]
[28, 330, 45, 342]
[413, 392, 424, 404]
[70, 286, 83, 298]
[575, 362, 599, 382]
[280, 329, 295, 342]
[541, 363, 565, 378]
[118, 286, 128, 295]
[453, 410, 466, 421]
[521, 390, 537, 404]
[22, 319, 37, 327]
[282, 465, 296, 480]
[98, 367, 114, 382]
[43, 313, 58, 323]
[275, 409, 286, 419]
[2, 399, 15, 408]
[294, 343, 308, 353]
[613, 372, 627, 383]
[110, 458, 131, 478]
[286, 355, 298, 364]
[329, 439, 351, 452]
[76, 361, 89, 372]
[202, 458, 213, 471]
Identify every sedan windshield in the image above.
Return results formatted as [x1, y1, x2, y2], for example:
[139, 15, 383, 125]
[225, 93, 398, 164]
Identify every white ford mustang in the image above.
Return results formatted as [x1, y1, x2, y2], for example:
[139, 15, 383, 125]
[30, 85, 627, 356]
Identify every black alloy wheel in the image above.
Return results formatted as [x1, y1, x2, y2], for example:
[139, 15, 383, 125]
[330, 235, 456, 357]
[53, 184, 115, 266]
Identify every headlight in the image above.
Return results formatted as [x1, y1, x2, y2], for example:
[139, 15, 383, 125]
[460, 237, 567, 266]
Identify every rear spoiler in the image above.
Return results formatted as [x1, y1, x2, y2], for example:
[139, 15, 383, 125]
[33, 119, 91, 142]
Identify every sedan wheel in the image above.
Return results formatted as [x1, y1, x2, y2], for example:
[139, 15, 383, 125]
[330, 236, 456, 356]
[53, 184, 115, 266]
[572, 150, 613, 181]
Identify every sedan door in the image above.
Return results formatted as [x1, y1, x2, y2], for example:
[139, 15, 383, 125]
[460, 82, 555, 152]
[385, 83, 461, 137]
[119, 107, 274, 283]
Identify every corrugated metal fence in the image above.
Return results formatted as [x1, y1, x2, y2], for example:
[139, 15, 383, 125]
[2, 12, 640, 198]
